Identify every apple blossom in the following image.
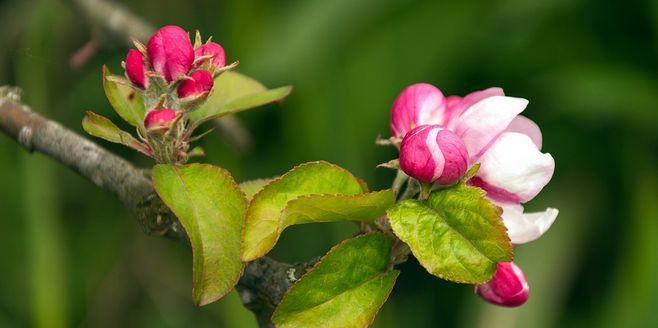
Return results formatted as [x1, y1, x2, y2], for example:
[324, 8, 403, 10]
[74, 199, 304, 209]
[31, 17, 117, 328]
[147, 25, 195, 83]
[125, 49, 147, 89]
[475, 262, 529, 307]
[194, 42, 226, 70]
[390, 83, 447, 138]
[399, 125, 468, 185]
[177, 70, 214, 98]
[144, 108, 176, 131]
[390, 84, 557, 244]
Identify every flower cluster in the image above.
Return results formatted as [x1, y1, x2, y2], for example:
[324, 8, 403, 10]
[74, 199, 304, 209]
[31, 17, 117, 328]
[389, 83, 558, 306]
[121, 25, 233, 162]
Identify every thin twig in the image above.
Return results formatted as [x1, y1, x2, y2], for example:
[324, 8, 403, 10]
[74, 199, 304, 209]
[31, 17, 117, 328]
[0, 86, 304, 326]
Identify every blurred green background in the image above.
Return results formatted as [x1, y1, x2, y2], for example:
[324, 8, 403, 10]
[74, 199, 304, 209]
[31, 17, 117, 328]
[1, 0, 658, 327]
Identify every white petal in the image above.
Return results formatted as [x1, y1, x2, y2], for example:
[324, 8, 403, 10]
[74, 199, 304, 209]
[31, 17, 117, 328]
[506, 115, 542, 150]
[449, 96, 528, 161]
[496, 203, 558, 244]
[477, 132, 554, 203]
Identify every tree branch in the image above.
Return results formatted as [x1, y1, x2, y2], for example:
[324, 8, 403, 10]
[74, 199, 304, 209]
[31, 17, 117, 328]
[0, 86, 302, 327]
[68, 0, 253, 153]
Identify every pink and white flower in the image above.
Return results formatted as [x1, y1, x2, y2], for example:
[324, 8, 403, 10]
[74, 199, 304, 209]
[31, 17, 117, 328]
[390, 84, 557, 244]
[390, 83, 447, 138]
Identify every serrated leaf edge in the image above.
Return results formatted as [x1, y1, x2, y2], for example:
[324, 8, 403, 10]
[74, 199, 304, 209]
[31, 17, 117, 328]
[271, 232, 396, 326]
[387, 192, 512, 284]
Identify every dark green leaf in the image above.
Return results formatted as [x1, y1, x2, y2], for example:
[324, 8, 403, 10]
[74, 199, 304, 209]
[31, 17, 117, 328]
[272, 233, 398, 328]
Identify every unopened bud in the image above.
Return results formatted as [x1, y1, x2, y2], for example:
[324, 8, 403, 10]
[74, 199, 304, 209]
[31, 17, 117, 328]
[399, 125, 468, 185]
[177, 70, 214, 98]
[125, 49, 148, 89]
[194, 42, 226, 70]
[144, 108, 176, 131]
[475, 262, 530, 307]
[147, 25, 194, 83]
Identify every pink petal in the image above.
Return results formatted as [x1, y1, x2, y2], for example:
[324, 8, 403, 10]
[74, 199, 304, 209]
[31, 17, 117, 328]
[390, 83, 446, 138]
[147, 25, 194, 82]
[475, 262, 529, 307]
[399, 125, 443, 183]
[445, 87, 504, 124]
[450, 96, 528, 161]
[144, 108, 176, 129]
[194, 42, 226, 69]
[125, 49, 147, 88]
[475, 132, 554, 203]
[506, 115, 542, 150]
[177, 70, 214, 98]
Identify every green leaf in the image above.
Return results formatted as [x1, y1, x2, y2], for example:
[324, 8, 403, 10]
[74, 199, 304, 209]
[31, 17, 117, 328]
[242, 161, 394, 261]
[239, 178, 276, 201]
[82, 111, 147, 154]
[102, 66, 146, 127]
[272, 233, 398, 328]
[387, 183, 513, 284]
[189, 71, 292, 124]
[281, 191, 394, 227]
[152, 164, 246, 306]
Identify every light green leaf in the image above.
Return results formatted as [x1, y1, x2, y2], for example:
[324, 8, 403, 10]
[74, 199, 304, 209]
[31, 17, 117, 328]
[387, 183, 513, 284]
[242, 161, 394, 261]
[102, 65, 146, 127]
[152, 164, 246, 306]
[82, 111, 148, 155]
[189, 71, 292, 124]
[239, 178, 276, 201]
[272, 233, 398, 328]
[281, 191, 394, 227]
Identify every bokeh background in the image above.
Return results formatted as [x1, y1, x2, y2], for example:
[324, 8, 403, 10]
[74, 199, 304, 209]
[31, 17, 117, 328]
[1, 0, 658, 327]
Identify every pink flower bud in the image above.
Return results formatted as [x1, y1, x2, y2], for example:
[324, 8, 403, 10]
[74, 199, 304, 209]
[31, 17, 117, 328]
[475, 262, 529, 307]
[144, 108, 176, 130]
[125, 49, 148, 88]
[177, 70, 214, 98]
[390, 83, 446, 138]
[194, 42, 226, 70]
[147, 25, 194, 83]
[399, 125, 468, 185]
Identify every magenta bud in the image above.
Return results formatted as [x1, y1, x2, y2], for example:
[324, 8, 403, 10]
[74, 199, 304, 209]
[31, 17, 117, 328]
[177, 70, 214, 98]
[390, 83, 446, 138]
[194, 42, 226, 70]
[144, 108, 177, 130]
[147, 25, 194, 83]
[125, 49, 147, 88]
[399, 125, 468, 185]
[475, 262, 530, 307]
